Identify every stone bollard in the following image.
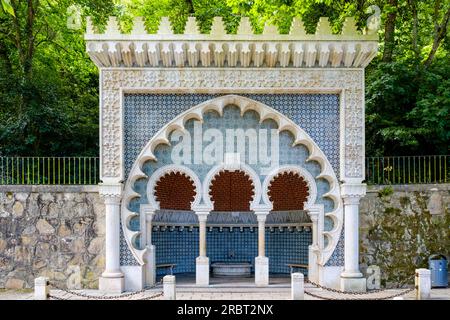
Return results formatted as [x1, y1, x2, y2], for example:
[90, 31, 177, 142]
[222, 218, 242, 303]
[163, 275, 176, 300]
[291, 272, 304, 300]
[415, 268, 431, 300]
[34, 277, 49, 300]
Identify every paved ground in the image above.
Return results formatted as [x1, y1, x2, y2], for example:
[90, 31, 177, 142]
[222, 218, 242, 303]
[1, 284, 449, 300]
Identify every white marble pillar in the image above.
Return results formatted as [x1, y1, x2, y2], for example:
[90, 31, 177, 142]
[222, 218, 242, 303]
[255, 211, 269, 286]
[340, 183, 367, 292]
[307, 205, 322, 284]
[195, 211, 210, 286]
[140, 204, 156, 287]
[99, 183, 125, 293]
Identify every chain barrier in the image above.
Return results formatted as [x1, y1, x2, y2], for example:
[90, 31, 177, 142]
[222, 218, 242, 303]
[304, 287, 415, 300]
[47, 277, 416, 300]
[305, 279, 400, 294]
[304, 279, 416, 300]
[48, 279, 163, 300]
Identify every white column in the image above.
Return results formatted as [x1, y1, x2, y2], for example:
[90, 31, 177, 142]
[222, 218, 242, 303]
[195, 210, 210, 286]
[141, 204, 156, 287]
[199, 215, 207, 257]
[343, 196, 362, 277]
[255, 211, 269, 286]
[308, 204, 324, 251]
[307, 206, 320, 284]
[340, 183, 366, 292]
[258, 215, 266, 257]
[99, 183, 125, 293]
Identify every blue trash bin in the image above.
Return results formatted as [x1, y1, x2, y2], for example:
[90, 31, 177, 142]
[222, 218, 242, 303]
[429, 254, 448, 288]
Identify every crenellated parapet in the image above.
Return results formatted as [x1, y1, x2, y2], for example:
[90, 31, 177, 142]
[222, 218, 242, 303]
[85, 16, 379, 68]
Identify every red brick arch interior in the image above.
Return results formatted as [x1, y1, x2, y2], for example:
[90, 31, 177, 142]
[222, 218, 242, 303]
[209, 170, 255, 211]
[268, 172, 310, 211]
[154, 172, 196, 210]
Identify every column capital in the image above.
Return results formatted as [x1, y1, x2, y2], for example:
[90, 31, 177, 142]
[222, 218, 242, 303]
[140, 204, 156, 221]
[99, 182, 123, 204]
[192, 204, 212, 212]
[193, 204, 212, 221]
[340, 183, 366, 203]
[197, 214, 208, 222]
[308, 204, 324, 217]
[252, 203, 273, 216]
[256, 214, 268, 223]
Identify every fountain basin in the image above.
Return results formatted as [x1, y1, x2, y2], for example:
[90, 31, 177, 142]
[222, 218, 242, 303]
[211, 262, 252, 277]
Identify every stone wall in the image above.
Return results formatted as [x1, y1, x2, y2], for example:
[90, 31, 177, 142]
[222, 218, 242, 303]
[360, 184, 450, 286]
[0, 186, 104, 289]
[0, 183, 448, 289]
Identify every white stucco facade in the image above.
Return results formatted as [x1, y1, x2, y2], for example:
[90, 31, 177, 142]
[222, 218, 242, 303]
[86, 15, 378, 293]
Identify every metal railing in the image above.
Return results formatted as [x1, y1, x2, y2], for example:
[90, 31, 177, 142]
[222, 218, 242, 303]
[365, 155, 448, 185]
[0, 157, 99, 185]
[0, 155, 448, 185]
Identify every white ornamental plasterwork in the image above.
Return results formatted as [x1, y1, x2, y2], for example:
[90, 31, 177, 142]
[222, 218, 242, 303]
[100, 68, 364, 182]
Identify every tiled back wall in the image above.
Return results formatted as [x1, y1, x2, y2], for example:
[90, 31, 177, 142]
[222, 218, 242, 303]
[153, 227, 312, 276]
[122, 93, 344, 267]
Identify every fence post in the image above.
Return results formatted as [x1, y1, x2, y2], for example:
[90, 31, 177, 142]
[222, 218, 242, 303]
[34, 277, 49, 300]
[415, 268, 431, 300]
[163, 275, 176, 300]
[291, 272, 304, 300]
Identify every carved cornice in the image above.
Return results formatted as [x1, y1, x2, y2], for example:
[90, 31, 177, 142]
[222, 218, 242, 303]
[85, 16, 378, 69]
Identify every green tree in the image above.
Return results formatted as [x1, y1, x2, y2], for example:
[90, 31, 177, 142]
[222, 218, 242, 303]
[0, 0, 449, 157]
[0, 0, 116, 156]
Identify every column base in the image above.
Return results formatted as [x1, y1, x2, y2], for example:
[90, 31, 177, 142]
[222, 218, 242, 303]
[196, 256, 209, 286]
[255, 256, 269, 287]
[340, 276, 366, 292]
[99, 275, 125, 293]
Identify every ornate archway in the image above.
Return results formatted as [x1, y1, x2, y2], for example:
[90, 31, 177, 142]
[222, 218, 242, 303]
[121, 95, 343, 287]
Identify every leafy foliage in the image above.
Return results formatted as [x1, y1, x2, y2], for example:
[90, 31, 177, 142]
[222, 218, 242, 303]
[0, 0, 116, 156]
[0, 0, 449, 157]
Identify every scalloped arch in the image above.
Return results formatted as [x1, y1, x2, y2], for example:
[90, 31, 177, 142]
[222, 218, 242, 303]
[147, 165, 202, 209]
[203, 163, 262, 210]
[121, 94, 342, 265]
[262, 165, 317, 210]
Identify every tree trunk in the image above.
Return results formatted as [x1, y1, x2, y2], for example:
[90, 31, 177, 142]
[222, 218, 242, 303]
[185, 0, 194, 14]
[382, 0, 398, 62]
[24, 0, 37, 77]
[424, 5, 450, 67]
[408, 0, 420, 61]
